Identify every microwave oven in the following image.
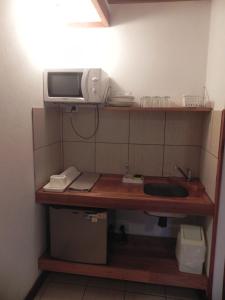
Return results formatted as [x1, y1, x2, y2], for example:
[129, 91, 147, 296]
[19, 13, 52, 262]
[43, 68, 109, 104]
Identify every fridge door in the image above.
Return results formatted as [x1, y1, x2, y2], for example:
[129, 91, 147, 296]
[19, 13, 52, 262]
[50, 207, 107, 264]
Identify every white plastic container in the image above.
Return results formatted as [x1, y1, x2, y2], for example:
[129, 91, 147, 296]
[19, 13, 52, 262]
[140, 96, 170, 108]
[183, 95, 204, 107]
[176, 225, 206, 275]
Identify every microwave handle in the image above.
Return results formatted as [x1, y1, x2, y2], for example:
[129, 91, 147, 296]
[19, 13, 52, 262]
[81, 69, 89, 101]
[103, 78, 110, 103]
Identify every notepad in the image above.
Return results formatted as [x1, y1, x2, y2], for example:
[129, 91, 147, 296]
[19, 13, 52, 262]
[69, 173, 100, 192]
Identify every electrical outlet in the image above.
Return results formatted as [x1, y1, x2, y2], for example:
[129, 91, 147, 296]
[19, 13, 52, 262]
[64, 105, 78, 113]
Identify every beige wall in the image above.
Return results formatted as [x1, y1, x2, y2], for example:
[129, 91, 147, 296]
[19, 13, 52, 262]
[205, 0, 225, 298]
[0, 0, 214, 298]
[15, 1, 210, 99]
[0, 1, 44, 299]
[206, 0, 225, 111]
[108, 2, 210, 99]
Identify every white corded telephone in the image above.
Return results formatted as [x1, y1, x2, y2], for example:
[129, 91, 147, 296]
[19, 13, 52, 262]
[43, 166, 80, 192]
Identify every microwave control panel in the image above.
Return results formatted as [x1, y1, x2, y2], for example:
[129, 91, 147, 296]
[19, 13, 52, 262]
[87, 69, 101, 102]
[87, 69, 109, 103]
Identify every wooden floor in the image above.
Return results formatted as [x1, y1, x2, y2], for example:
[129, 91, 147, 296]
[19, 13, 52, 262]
[39, 236, 208, 291]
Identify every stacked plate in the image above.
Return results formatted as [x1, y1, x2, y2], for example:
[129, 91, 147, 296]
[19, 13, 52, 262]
[107, 96, 136, 107]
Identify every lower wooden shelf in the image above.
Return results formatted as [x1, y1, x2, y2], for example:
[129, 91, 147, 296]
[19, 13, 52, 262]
[39, 236, 208, 291]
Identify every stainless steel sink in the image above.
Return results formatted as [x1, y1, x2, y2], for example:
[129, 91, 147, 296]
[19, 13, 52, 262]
[144, 183, 189, 198]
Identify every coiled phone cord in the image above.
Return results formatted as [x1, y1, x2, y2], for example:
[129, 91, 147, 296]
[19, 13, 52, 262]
[70, 105, 100, 140]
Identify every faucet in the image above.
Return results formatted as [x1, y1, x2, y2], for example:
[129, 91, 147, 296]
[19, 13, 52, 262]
[175, 165, 192, 181]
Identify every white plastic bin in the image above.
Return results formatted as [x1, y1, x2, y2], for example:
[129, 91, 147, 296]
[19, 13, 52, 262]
[176, 225, 206, 275]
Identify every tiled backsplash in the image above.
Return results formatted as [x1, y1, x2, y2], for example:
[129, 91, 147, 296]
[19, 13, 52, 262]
[63, 108, 203, 178]
[200, 110, 222, 202]
[32, 108, 62, 189]
[62, 108, 222, 204]
[31, 107, 222, 205]
[32, 107, 222, 252]
[63, 141, 96, 173]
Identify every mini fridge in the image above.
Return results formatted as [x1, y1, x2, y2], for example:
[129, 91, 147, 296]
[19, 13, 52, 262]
[50, 206, 108, 264]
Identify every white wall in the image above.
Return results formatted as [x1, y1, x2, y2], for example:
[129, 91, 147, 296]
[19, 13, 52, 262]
[108, 2, 210, 99]
[14, 1, 210, 99]
[212, 150, 225, 300]
[0, 0, 211, 299]
[206, 0, 225, 110]
[205, 0, 225, 298]
[0, 1, 44, 299]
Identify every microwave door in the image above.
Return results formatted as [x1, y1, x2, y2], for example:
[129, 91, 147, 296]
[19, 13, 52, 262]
[72, 72, 83, 102]
[81, 69, 89, 102]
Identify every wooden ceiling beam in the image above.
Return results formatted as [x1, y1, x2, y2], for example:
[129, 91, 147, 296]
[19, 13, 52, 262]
[70, 0, 110, 28]
[91, 0, 110, 27]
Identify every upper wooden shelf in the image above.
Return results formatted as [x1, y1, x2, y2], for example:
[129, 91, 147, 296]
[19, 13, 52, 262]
[103, 106, 212, 112]
[92, 0, 110, 27]
[36, 175, 214, 216]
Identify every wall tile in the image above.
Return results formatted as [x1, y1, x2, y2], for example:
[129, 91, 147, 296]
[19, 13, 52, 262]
[32, 108, 61, 150]
[201, 112, 212, 153]
[63, 107, 96, 142]
[211, 110, 222, 158]
[163, 146, 201, 177]
[200, 149, 218, 202]
[34, 143, 62, 189]
[202, 110, 222, 158]
[165, 112, 203, 146]
[96, 143, 128, 174]
[61, 109, 217, 188]
[130, 112, 165, 145]
[63, 142, 95, 172]
[96, 110, 129, 143]
[129, 145, 163, 176]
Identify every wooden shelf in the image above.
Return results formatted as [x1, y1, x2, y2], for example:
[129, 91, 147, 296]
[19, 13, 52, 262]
[39, 235, 208, 291]
[103, 106, 212, 112]
[36, 175, 215, 216]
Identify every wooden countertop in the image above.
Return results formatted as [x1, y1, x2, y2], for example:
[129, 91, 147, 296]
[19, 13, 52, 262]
[36, 174, 214, 216]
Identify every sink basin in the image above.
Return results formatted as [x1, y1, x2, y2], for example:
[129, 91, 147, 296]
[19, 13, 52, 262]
[144, 183, 189, 198]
